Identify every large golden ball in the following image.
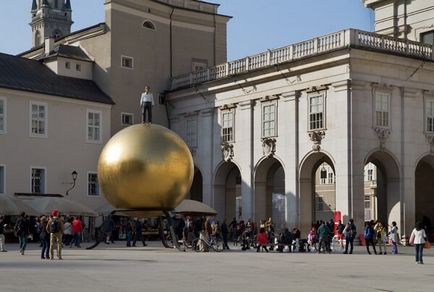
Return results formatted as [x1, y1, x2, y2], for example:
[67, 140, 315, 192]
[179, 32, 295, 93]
[97, 124, 194, 211]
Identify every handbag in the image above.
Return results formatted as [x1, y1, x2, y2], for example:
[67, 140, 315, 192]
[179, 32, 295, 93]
[424, 241, 432, 249]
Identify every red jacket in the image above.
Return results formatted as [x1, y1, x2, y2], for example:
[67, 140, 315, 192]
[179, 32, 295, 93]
[71, 219, 83, 233]
[257, 232, 268, 245]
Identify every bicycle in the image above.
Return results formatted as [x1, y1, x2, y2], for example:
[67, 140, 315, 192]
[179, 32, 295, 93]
[193, 234, 223, 252]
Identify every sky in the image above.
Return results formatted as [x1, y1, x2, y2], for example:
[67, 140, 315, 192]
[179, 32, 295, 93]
[0, 0, 373, 60]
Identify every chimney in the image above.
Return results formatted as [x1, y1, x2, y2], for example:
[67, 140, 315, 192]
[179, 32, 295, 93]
[44, 38, 55, 55]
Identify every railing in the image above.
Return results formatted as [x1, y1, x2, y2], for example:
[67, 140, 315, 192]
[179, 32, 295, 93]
[171, 29, 433, 89]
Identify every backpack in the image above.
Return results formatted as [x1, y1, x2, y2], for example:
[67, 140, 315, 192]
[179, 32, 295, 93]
[50, 219, 60, 234]
[364, 226, 373, 239]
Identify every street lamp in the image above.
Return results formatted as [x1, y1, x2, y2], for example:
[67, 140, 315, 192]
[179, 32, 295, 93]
[65, 170, 78, 196]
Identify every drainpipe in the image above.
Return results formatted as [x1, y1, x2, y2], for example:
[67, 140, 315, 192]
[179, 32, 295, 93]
[169, 8, 175, 79]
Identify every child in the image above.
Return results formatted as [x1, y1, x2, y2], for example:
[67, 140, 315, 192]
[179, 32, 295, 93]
[307, 226, 317, 252]
[256, 227, 269, 252]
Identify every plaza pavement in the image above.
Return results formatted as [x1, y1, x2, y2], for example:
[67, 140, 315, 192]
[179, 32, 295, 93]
[0, 241, 432, 292]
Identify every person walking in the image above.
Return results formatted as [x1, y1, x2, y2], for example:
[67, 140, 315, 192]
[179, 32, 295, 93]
[47, 210, 64, 260]
[14, 212, 30, 255]
[71, 217, 83, 248]
[374, 221, 387, 255]
[0, 216, 7, 252]
[132, 218, 147, 247]
[343, 219, 356, 254]
[317, 221, 331, 253]
[388, 221, 399, 254]
[364, 220, 378, 255]
[410, 222, 428, 264]
[39, 216, 50, 259]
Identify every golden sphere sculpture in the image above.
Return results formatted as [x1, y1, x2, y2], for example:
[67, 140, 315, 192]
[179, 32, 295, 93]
[98, 124, 194, 211]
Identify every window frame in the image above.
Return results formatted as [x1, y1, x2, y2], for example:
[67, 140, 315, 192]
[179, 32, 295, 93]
[29, 101, 48, 138]
[86, 109, 102, 144]
[87, 172, 100, 197]
[76, 63, 81, 72]
[0, 164, 5, 194]
[121, 112, 134, 126]
[307, 92, 326, 131]
[30, 167, 46, 194]
[221, 108, 235, 143]
[186, 115, 198, 149]
[121, 55, 134, 69]
[261, 101, 278, 138]
[425, 98, 434, 133]
[373, 91, 391, 129]
[0, 97, 6, 134]
[421, 30, 434, 46]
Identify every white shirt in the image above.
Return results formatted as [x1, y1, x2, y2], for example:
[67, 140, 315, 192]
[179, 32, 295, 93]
[63, 222, 72, 235]
[140, 92, 154, 106]
[410, 228, 426, 244]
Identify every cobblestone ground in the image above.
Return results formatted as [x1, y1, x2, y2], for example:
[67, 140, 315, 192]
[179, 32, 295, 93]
[0, 241, 432, 292]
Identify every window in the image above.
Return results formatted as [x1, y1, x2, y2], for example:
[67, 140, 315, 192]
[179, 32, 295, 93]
[0, 165, 5, 194]
[31, 168, 45, 193]
[375, 92, 390, 127]
[327, 172, 334, 184]
[88, 172, 100, 196]
[87, 110, 101, 143]
[367, 169, 373, 181]
[221, 110, 234, 143]
[121, 113, 134, 126]
[262, 103, 276, 137]
[65, 61, 71, 69]
[121, 56, 134, 69]
[309, 94, 324, 130]
[421, 30, 434, 46]
[76, 64, 81, 72]
[315, 194, 324, 211]
[186, 117, 197, 148]
[30, 102, 47, 137]
[426, 100, 434, 133]
[142, 20, 156, 30]
[0, 98, 6, 134]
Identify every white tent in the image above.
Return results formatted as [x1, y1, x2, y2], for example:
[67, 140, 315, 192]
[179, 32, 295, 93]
[0, 194, 41, 216]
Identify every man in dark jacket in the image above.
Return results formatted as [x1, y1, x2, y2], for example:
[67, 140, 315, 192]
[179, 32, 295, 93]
[14, 212, 30, 255]
[221, 219, 230, 250]
[0, 216, 7, 252]
[343, 219, 357, 254]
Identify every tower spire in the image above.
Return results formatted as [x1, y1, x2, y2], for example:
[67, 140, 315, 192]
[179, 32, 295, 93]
[31, 0, 37, 11]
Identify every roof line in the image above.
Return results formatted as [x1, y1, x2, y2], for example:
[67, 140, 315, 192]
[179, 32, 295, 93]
[150, 0, 232, 18]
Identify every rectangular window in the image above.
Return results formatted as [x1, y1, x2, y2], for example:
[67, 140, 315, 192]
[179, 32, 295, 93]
[87, 110, 102, 143]
[31, 168, 45, 193]
[121, 56, 134, 69]
[121, 113, 134, 126]
[0, 98, 5, 134]
[421, 30, 434, 46]
[30, 102, 47, 137]
[186, 117, 197, 148]
[315, 195, 324, 211]
[426, 100, 434, 133]
[88, 173, 100, 196]
[222, 110, 234, 143]
[76, 64, 81, 72]
[262, 104, 276, 137]
[327, 172, 334, 184]
[375, 93, 389, 127]
[65, 61, 71, 69]
[309, 95, 324, 130]
[367, 169, 373, 181]
[0, 165, 5, 194]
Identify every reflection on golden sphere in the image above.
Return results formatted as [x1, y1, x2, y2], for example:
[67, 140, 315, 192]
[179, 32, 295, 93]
[98, 124, 194, 211]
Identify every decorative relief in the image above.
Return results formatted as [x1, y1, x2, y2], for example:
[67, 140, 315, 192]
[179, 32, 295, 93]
[425, 133, 434, 153]
[262, 138, 276, 157]
[221, 142, 234, 162]
[309, 131, 325, 151]
[374, 127, 391, 150]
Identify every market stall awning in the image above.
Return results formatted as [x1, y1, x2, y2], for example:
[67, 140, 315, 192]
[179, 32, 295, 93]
[174, 199, 217, 216]
[22, 195, 98, 217]
[0, 194, 41, 216]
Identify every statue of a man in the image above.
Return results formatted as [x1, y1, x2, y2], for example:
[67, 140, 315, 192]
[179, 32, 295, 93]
[140, 86, 154, 123]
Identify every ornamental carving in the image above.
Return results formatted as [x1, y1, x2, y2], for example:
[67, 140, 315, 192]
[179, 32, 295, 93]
[374, 127, 391, 150]
[425, 133, 434, 154]
[309, 131, 325, 152]
[262, 138, 276, 158]
[221, 142, 234, 162]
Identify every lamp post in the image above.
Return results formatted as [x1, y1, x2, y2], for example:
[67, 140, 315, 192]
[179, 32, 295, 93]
[65, 170, 78, 196]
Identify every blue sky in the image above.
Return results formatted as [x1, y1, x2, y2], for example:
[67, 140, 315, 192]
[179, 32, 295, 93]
[0, 0, 373, 60]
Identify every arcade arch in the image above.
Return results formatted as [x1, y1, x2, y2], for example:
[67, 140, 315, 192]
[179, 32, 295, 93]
[188, 166, 203, 202]
[213, 162, 241, 222]
[415, 155, 434, 239]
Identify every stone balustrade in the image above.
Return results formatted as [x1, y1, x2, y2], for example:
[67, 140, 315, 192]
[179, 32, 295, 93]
[171, 29, 433, 90]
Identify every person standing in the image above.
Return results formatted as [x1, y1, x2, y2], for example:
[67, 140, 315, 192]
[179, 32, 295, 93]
[0, 216, 7, 252]
[14, 212, 29, 255]
[133, 218, 147, 247]
[256, 228, 269, 252]
[39, 216, 50, 259]
[71, 217, 83, 248]
[221, 219, 230, 250]
[374, 221, 387, 255]
[343, 219, 356, 254]
[140, 86, 154, 123]
[63, 217, 72, 246]
[410, 222, 428, 264]
[336, 220, 345, 249]
[47, 210, 64, 260]
[364, 220, 378, 255]
[388, 221, 399, 254]
[317, 222, 331, 253]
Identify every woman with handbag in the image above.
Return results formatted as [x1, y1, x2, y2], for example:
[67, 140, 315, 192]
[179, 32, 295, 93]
[409, 222, 428, 264]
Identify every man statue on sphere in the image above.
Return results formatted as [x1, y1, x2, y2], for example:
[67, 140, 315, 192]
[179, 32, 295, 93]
[140, 86, 154, 123]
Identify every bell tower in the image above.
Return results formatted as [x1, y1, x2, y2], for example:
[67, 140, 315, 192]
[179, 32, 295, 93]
[30, 0, 73, 47]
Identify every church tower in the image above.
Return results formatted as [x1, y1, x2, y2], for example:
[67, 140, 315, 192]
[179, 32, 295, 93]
[30, 0, 73, 47]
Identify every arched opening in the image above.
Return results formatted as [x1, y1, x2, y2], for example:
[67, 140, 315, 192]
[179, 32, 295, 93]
[415, 155, 434, 240]
[142, 20, 156, 30]
[35, 31, 41, 47]
[189, 167, 203, 202]
[364, 151, 400, 227]
[214, 162, 241, 221]
[255, 158, 285, 231]
[299, 152, 335, 233]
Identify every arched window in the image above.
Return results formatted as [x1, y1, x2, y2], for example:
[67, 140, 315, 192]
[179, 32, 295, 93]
[35, 31, 41, 46]
[142, 20, 156, 31]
